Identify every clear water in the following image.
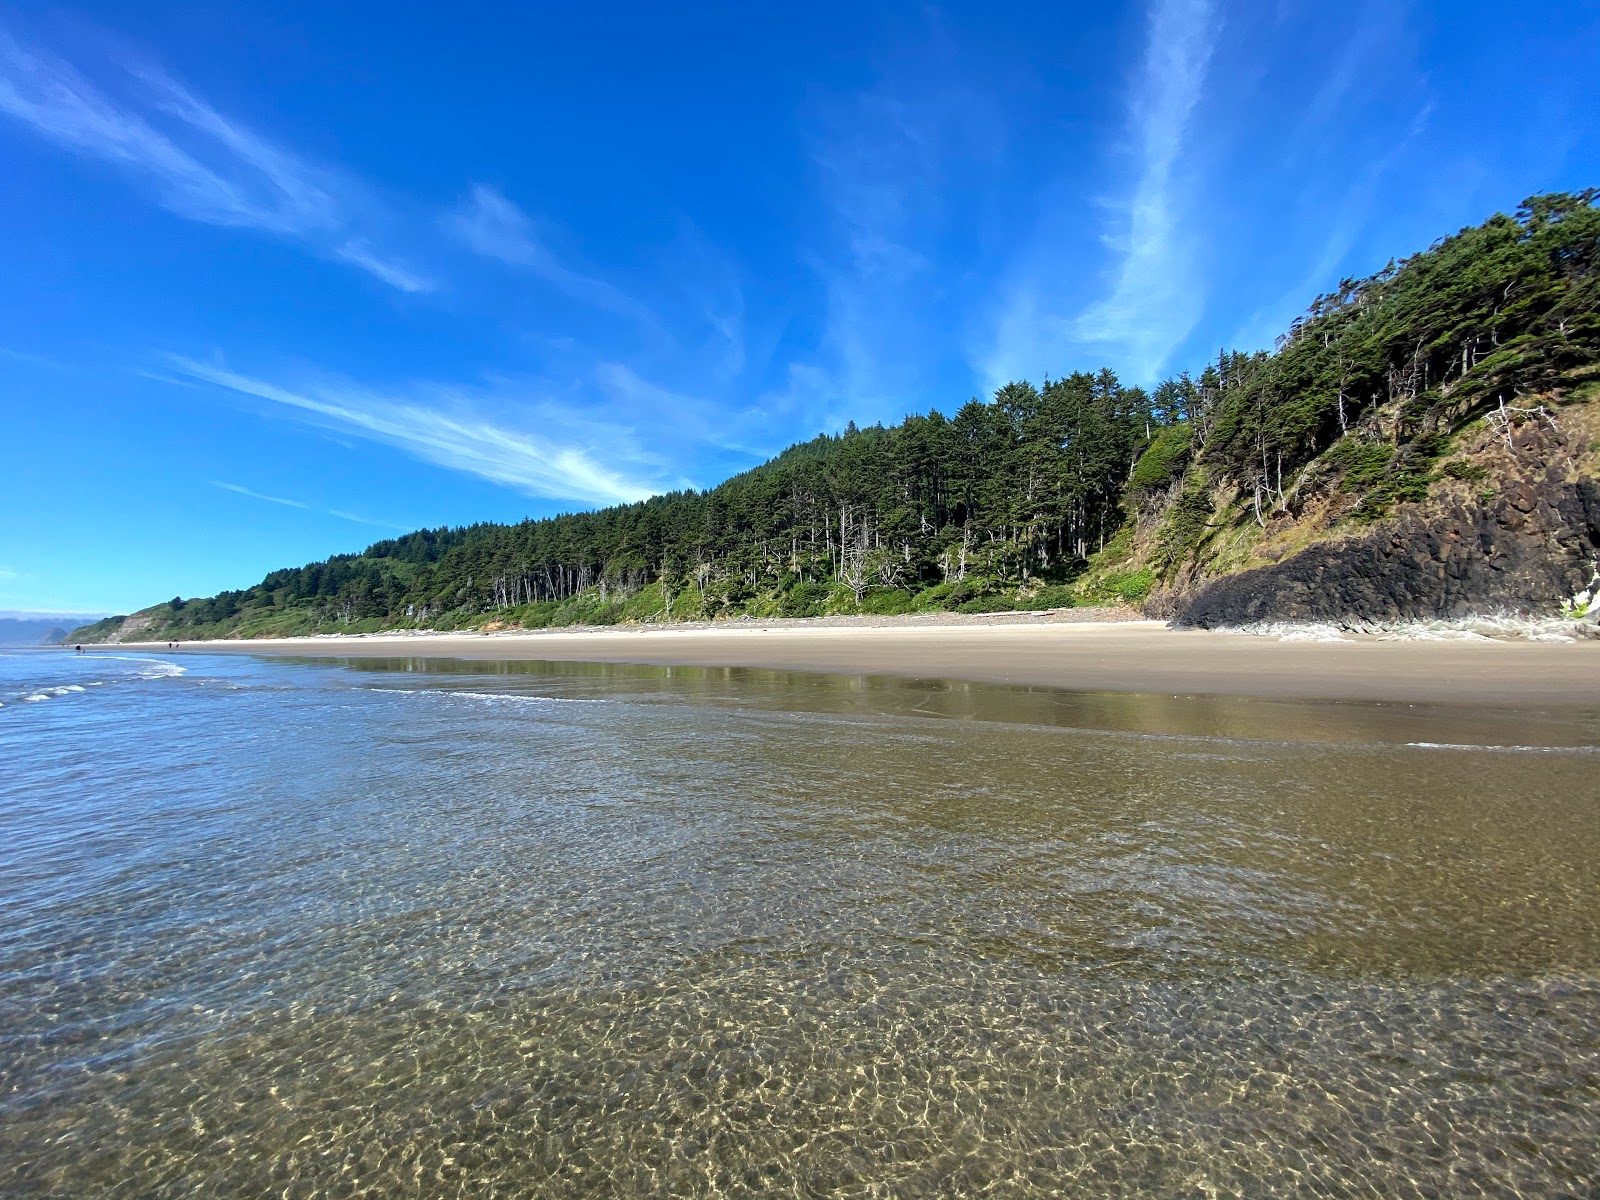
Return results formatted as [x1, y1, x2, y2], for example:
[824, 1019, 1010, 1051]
[2, 649, 1597, 1197]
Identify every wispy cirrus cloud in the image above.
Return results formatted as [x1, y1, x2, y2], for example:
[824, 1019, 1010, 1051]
[591, 361, 772, 461]
[172, 357, 659, 507]
[0, 24, 429, 292]
[209, 481, 403, 529]
[0, 346, 69, 370]
[982, 0, 1217, 386]
[210, 481, 309, 509]
[332, 241, 432, 295]
[797, 48, 999, 426]
[446, 184, 653, 321]
[1072, 0, 1217, 375]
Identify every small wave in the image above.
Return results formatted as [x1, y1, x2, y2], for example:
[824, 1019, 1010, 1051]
[1406, 741, 1599, 754]
[11, 685, 92, 704]
[1275, 626, 1350, 643]
[369, 687, 604, 705]
[1213, 621, 1350, 643]
[90, 655, 191, 677]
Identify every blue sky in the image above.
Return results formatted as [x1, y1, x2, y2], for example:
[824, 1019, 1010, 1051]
[1, 1, 1595, 614]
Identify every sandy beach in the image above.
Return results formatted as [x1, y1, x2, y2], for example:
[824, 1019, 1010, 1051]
[107, 616, 1600, 705]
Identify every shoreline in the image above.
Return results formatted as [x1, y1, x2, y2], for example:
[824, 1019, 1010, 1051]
[91, 615, 1600, 705]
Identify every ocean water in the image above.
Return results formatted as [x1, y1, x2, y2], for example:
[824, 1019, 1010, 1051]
[1, 648, 1598, 1197]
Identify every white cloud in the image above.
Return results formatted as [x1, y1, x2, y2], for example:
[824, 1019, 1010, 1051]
[327, 509, 397, 529]
[787, 23, 1010, 424]
[982, 0, 1218, 386]
[592, 361, 770, 462]
[173, 357, 659, 507]
[754, 361, 850, 439]
[446, 184, 651, 321]
[1076, 0, 1217, 351]
[802, 87, 954, 419]
[333, 241, 433, 294]
[210, 480, 403, 528]
[210, 480, 311, 510]
[0, 25, 429, 291]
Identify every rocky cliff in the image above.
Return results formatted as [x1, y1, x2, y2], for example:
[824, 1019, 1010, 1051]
[1156, 405, 1600, 627]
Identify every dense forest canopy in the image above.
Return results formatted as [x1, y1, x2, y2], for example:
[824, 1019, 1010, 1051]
[76, 191, 1600, 640]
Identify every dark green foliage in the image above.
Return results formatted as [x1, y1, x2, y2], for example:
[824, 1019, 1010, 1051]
[1326, 436, 1396, 491]
[1020, 584, 1079, 610]
[1347, 433, 1451, 522]
[779, 581, 832, 618]
[854, 587, 912, 615]
[1081, 568, 1156, 605]
[956, 595, 1016, 614]
[1155, 473, 1216, 570]
[1130, 423, 1191, 490]
[1196, 190, 1599, 485]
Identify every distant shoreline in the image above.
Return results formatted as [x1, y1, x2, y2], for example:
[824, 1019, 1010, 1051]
[90, 613, 1600, 705]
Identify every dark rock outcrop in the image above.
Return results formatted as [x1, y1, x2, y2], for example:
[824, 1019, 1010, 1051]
[1171, 466, 1600, 628]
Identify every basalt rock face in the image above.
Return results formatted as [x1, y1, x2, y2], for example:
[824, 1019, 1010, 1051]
[1171, 437, 1600, 628]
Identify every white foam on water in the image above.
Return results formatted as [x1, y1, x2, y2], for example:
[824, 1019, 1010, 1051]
[370, 687, 604, 705]
[1380, 628, 1492, 642]
[1406, 741, 1598, 754]
[1274, 624, 1350, 643]
[1212, 621, 1350, 642]
[91, 655, 191, 677]
[1377, 616, 1597, 641]
[1217, 614, 1599, 642]
[20, 693, 49, 703]
[137, 660, 188, 679]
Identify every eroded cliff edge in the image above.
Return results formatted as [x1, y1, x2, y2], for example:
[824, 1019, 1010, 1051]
[1152, 411, 1600, 627]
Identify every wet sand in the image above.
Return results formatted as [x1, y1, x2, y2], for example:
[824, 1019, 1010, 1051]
[114, 619, 1600, 704]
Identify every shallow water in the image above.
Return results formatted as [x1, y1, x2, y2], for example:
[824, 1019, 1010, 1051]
[1, 649, 1597, 1197]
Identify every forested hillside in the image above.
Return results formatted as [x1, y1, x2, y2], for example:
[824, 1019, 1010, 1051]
[74, 191, 1600, 642]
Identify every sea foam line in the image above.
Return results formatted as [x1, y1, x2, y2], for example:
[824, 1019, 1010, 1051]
[1214, 614, 1599, 642]
[1405, 741, 1599, 754]
[90, 655, 190, 676]
[368, 687, 604, 704]
[12, 683, 92, 705]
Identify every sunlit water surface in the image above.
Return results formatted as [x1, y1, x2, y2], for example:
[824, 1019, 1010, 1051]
[2, 649, 1597, 1197]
